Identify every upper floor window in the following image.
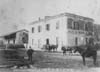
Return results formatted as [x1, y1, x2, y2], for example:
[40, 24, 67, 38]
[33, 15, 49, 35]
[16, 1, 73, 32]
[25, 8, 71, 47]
[73, 21, 79, 30]
[56, 21, 60, 29]
[78, 20, 84, 30]
[32, 27, 34, 33]
[67, 18, 73, 29]
[85, 22, 93, 31]
[85, 23, 88, 31]
[38, 26, 41, 32]
[46, 24, 50, 31]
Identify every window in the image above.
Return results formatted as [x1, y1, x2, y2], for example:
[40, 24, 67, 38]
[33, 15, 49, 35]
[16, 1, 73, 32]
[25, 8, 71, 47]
[46, 24, 50, 31]
[85, 22, 93, 31]
[13, 39, 15, 44]
[77, 21, 79, 30]
[75, 37, 78, 45]
[32, 27, 34, 33]
[56, 37, 59, 45]
[38, 39, 40, 48]
[78, 20, 84, 30]
[86, 22, 93, 32]
[38, 26, 41, 32]
[73, 21, 79, 30]
[85, 38, 88, 44]
[32, 39, 34, 45]
[56, 21, 59, 29]
[85, 23, 88, 31]
[67, 18, 73, 29]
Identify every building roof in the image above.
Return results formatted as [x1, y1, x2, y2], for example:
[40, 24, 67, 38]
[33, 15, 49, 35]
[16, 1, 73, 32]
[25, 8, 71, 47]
[30, 12, 94, 25]
[0, 29, 29, 38]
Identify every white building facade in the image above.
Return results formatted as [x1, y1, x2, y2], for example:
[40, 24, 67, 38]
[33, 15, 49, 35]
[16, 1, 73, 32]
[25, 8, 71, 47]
[28, 13, 94, 51]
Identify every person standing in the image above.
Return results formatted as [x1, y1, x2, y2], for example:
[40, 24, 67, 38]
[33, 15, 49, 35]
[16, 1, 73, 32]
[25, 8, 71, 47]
[27, 46, 34, 62]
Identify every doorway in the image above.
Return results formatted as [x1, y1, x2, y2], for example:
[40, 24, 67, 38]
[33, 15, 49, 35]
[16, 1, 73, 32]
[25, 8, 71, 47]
[46, 38, 49, 45]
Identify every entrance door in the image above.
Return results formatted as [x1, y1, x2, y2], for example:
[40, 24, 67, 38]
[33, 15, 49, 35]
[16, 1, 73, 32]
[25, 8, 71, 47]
[46, 38, 49, 45]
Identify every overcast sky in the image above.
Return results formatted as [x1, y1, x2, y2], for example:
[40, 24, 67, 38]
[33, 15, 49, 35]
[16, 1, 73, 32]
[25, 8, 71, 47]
[0, 0, 100, 35]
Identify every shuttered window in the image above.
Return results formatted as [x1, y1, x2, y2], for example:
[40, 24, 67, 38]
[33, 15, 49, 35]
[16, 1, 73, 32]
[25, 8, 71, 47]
[46, 24, 50, 31]
[32, 27, 34, 33]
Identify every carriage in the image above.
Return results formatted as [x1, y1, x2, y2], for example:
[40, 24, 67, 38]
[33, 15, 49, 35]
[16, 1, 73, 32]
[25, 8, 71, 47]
[0, 44, 28, 68]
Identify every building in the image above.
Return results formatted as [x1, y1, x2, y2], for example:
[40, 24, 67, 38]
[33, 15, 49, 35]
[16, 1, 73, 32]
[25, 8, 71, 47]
[28, 13, 94, 51]
[0, 29, 28, 45]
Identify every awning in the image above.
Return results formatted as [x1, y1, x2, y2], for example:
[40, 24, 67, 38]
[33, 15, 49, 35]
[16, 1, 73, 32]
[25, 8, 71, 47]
[4, 33, 16, 40]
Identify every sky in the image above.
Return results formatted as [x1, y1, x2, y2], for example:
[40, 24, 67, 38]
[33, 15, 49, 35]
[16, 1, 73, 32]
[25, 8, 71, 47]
[0, 0, 100, 35]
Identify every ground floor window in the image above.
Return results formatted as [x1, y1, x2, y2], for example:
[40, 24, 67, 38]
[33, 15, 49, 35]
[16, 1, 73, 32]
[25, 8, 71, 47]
[32, 39, 34, 45]
[38, 39, 41, 48]
[56, 37, 59, 45]
[75, 37, 78, 45]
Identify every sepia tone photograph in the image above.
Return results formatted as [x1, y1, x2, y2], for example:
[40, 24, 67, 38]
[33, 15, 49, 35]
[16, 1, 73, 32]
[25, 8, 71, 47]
[0, 0, 100, 72]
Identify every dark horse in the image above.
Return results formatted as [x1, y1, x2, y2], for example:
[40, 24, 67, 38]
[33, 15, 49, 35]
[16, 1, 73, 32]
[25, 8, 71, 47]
[74, 44, 97, 65]
[42, 44, 58, 52]
[61, 46, 73, 55]
[49, 44, 58, 51]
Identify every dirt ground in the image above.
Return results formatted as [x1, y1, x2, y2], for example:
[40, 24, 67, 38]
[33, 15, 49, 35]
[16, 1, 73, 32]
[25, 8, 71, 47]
[31, 51, 100, 68]
[0, 50, 100, 72]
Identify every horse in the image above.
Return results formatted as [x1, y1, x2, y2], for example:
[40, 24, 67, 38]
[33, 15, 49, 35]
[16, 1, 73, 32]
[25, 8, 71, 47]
[74, 44, 97, 65]
[61, 46, 67, 55]
[67, 47, 73, 54]
[61, 46, 73, 55]
[41, 44, 49, 51]
[49, 44, 58, 52]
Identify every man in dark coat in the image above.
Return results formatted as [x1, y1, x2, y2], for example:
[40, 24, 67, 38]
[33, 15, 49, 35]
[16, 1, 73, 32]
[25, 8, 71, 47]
[27, 46, 34, 62]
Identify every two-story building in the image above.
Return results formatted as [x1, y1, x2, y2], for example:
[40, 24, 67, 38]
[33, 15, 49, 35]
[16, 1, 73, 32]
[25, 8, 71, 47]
[28, 13, 94, 51]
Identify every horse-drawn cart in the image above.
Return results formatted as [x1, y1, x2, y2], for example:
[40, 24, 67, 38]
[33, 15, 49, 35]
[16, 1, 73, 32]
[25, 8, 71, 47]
[0, 44, 31, 68]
